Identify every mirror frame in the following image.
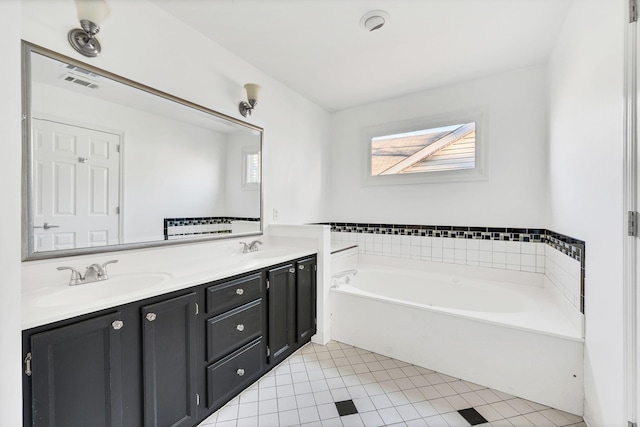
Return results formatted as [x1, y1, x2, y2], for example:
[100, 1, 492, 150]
[21, 41, 264, 261]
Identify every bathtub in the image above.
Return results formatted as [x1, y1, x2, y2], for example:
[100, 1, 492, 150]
[330, 255, 584, 415]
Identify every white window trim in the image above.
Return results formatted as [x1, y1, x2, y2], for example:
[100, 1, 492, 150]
[241, 146, 260, 191]
[362, 107, 489, 186]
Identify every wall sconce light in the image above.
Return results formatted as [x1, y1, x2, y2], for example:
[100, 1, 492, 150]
[239, 83, 261, 117]
[68, 0, 111, 58]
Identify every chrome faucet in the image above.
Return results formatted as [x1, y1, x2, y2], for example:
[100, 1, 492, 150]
[331, 269, 358, 287]
[239, 240, 263, 253]
[249, 240, 263, 252]
[57, 260, 118, 286]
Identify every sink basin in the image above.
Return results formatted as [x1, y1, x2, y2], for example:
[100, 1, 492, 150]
[34, 273, 173, 308]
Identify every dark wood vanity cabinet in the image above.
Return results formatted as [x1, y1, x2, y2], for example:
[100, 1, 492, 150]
[22, 254, 317, 427]
[26, 312, 125, 427]
[141, 292, 198, 427]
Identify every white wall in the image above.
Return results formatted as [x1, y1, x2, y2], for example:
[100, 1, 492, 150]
[327, 65, 548, 227]
[547, 0, 625, 425]
[0, 2, 24, 425]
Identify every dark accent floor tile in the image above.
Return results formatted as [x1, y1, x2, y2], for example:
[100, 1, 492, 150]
[335, 399, 358, 417]
[458, 407, 488, 425]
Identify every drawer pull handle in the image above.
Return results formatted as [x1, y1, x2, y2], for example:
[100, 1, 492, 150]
[146, 313, 157, 322]
[112, 320, 124, 330]
[237, 368, 245, 376]
[299, 265, 305, 270]
[236, 288, 244, 296]
[289, 268, 295, 274]
[236, 324, 245, 332]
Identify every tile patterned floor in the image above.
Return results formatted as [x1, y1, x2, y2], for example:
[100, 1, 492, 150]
[198, 341, 585, 427]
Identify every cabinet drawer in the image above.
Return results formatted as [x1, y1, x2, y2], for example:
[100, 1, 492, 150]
[207, 273, 262, 315]
[207, 338, 263, 409]
[207, 300, 262, 362]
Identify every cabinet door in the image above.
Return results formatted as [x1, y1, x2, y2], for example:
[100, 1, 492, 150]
[267, 264, 296, 364]
[29, 312, 124, 427]
[142, 292, 197, 427]
[296, 257, 317, 343]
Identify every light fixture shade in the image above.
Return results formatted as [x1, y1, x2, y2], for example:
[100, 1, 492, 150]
[74, 0, 111, 25]
[244, 83, 261, 102]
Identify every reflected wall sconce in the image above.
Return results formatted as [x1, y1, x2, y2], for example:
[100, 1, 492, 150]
[239, 83, 261, 117]
[68, 0, 111, 58]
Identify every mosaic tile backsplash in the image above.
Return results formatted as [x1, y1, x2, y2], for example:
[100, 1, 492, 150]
[324, 223, 585, 314]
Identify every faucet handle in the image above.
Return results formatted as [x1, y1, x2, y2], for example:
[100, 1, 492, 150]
[57, 266, 84, 286]
[249, 240, 263, 252]
[100, 260, 118, 279]
[239, 242, 250, 253]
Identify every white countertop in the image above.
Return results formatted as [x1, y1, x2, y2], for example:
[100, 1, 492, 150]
[22, 246, 316, 330]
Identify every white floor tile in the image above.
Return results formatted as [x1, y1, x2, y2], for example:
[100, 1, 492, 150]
[412, 401, 439, 418]
[317, 402, 340, 420]
[395, 403, 422, 421]
[299, 406, 321, 424]
[360, 410, 385, 427]
[352, 397, 376, 412]
[440, 411, 472, 427]
[331, 387, 352, 401]
[296, 393, 317, 408]
[341, 414, 365, 427]
[369, 393, 393, 410]
[423, 414, 450, 427]
[295, 381, 314, 395]
[257, 399, 278, 415]
[216, 405, 239, 422]
[378, 407, 404, 425]
[277, 384, 295, 398]
[277, 409, 300, 426]
[310, 390, 332, 405]
[236, 416, 258, 427]
[347, 385, 369, 399]
[321, 417, 344, 426]
[277, 396, 298, 412]
[257, 413, 278, 427]
[238, 402, 258, 419]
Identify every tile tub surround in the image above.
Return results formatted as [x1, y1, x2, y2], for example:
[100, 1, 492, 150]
[325, 223, 585, 314]
[164, 217, 260, 239]
[198, 341, 585, 427]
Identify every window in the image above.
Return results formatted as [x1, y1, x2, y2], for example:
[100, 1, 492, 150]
[242, 148, 260, 190]
[371, 122, 476, 176]
[364, 109, 487, 185]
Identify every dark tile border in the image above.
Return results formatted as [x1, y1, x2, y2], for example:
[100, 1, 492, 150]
[164, 217, 260, 240]
[321, 221, 586, 314]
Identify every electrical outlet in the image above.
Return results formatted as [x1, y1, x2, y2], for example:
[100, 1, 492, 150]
[273, 209, 278, 221]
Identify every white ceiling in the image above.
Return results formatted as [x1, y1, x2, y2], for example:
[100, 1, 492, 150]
[151, 0, 573, 112]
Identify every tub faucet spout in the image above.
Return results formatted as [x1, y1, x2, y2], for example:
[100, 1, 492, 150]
[331, 269, 358, 287]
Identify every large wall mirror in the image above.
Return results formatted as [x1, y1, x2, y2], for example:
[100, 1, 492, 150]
[22, 42, 263, 261]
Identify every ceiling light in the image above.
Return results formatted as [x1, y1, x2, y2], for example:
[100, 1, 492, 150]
[360, 10, 390, 32]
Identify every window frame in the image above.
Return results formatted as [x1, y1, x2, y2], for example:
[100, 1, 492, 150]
[241, 146, 261, 191]
[363, 107, 489, 186]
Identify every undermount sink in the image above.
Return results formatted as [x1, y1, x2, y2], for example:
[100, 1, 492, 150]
[34, 273, 173, 308]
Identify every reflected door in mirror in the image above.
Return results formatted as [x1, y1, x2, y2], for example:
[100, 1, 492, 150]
[32, 119, 121, 251]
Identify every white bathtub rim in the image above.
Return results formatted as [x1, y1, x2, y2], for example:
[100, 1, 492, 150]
[331, 281, 584, 343]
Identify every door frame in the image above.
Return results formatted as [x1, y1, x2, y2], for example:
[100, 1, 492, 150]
[30, 112, 126, 246]
[623, 4, 638, 425]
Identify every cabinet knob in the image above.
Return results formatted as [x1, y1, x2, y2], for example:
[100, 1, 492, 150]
[289, 268, 295, 274]
[237, 368, 245, 376]
[146, 313, 157, 322]
[299, 265, 305, 270]
[236, 324, 245, 332]
[111, 320, 124, 330]
[236, 288, 244, 296]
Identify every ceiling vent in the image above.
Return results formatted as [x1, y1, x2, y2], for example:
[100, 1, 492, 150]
[58, 64, 101, 89]
[360, 10, 390, 32]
